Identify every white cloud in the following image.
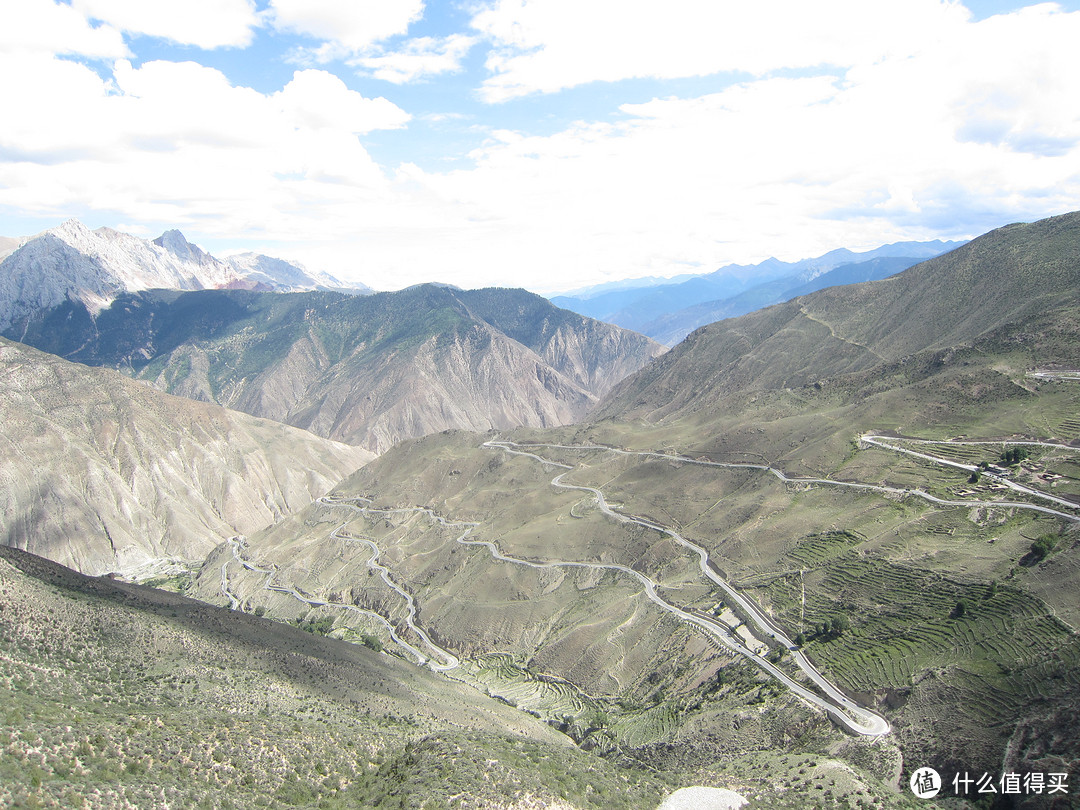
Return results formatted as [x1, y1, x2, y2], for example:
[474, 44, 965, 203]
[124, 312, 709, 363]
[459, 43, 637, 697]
[0, 0, 127, 58]
[269, 0, 423, 51]
[332, 4, 1080, 290]
[2, 2, 1078, 295]
[274, 69, 411, 132]
[471, 0, 972, 101]
[0, 56, 408, 236]
[944, 6, 1080, 157]
[71, 0, 260, 49]
[349, 34, 477, 83]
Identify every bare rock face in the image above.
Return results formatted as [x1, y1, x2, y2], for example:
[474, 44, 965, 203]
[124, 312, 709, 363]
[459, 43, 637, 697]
[229, 321, 596, 454]
[144, 286, 667, 453]
[0, 220, 232, 331]
[0, 338, 372, 576]
[15, 283, 665, 454]
[0, 219, 365, 332]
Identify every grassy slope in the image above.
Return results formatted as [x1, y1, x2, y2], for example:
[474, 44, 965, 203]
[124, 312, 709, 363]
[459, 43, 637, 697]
[1, 545, 675, 809]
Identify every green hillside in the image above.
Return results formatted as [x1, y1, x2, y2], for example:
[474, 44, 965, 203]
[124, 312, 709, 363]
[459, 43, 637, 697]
[199, 212, 1080, 802]
[0, 545, 673, 809]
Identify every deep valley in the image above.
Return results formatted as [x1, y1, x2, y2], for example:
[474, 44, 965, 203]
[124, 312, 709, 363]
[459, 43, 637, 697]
[3, 213, 1080, 808]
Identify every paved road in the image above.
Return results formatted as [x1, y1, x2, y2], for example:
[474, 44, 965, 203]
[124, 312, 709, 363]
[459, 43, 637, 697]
[220, 534, 434, 666]
[476, 432, 1080, 734]
[326, 512, 460, 670]
[861, 435, 1080, 518]
[231, 443, 895, 735]
[484, 440, 891, 736]
[1027, 370, 1080, 383]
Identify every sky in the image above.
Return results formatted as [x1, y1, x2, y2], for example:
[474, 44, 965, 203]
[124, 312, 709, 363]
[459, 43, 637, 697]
[2, 1, 1079, 293]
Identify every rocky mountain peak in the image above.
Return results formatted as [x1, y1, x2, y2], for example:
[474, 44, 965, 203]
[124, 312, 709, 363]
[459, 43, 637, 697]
[153, 229, 213, 266]
[0, 221, 374, 334]
[47, 218, 96, 249]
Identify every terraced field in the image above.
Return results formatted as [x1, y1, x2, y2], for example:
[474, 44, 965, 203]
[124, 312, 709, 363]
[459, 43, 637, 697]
[785, 531, 865, 569]
[463, 653, 589, 721]
[793, 556, 1073, 691]
[1058, 416, 1080, 441]
[747, 535, 1080, 775]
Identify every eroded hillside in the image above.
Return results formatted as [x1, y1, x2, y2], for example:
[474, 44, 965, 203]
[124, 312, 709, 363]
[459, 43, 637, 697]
[12, 284, 665, 453]
[0, 338, 372, 577]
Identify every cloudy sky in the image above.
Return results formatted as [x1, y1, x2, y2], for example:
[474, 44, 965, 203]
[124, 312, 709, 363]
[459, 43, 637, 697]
[2, 1, 1079, 292]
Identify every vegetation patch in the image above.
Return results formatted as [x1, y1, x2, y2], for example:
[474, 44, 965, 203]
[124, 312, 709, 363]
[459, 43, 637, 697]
[786, 530, 864, 568]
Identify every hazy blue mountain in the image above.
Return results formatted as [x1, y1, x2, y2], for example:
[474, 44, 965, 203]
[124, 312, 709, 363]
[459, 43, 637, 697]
[550, 272, 700, 300]
[551, 239, 966, 344]
[597, 214, 1080, 421]
[550, 266, 783, 325]
[643, 255, 929, 345]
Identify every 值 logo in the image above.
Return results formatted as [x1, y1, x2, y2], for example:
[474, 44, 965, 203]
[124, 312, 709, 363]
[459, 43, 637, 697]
[910, 767, 942, 799]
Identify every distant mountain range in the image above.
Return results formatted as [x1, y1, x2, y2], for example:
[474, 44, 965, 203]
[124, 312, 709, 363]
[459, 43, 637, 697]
[0, 219, 370, 333]
[551, 239, 966, 345]
[1, 220, 663, 453]
[7, 283, 664, 453]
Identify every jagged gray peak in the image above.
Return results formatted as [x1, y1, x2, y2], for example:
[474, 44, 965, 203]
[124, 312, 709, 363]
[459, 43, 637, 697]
[0, 235, 19, 262]
[152, 228, 219, 268]
[0, 219, 370, 332]
[224, 252, 370, 293]
[0, 220, 233, 331]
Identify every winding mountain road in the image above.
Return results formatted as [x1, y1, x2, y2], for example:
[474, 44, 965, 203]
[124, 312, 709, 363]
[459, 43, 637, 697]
[482, 440, 891, 736]
[326, 507, 460, 670]
[224, 470, 891, 734]
[220, 534, 434, 666]
[219, 431, 1078, 740]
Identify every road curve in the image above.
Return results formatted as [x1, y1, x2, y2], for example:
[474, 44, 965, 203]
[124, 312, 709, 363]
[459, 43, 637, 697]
[326, 516, 460, 670]
[220, 534, 436, 667]
[483, 440, 891, 736]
